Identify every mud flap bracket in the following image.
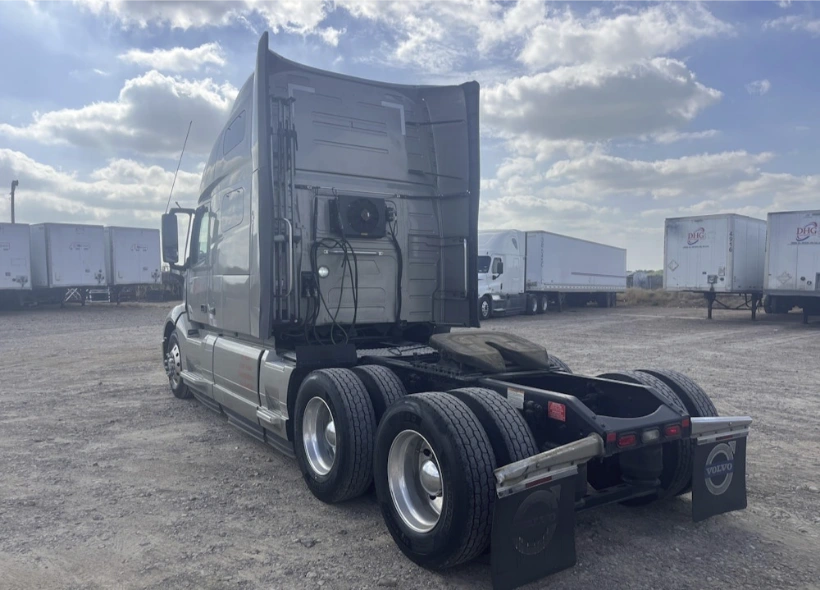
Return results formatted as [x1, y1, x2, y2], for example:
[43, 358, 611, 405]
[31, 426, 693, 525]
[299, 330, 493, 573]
[690, 416, 752, 522]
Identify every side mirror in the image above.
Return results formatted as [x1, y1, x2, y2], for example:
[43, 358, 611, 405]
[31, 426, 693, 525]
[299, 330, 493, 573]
[161, 213, 179, 264]
[161, 208, 195, 270]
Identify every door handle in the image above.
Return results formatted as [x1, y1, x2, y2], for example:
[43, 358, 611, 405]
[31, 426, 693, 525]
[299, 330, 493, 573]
[200, 304, 207, 312]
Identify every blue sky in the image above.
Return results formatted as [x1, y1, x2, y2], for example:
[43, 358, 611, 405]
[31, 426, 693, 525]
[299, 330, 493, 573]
[1, 1, 818, 269]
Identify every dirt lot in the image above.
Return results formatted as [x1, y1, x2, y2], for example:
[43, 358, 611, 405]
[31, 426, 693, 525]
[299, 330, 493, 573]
[1, 303, 819, 590]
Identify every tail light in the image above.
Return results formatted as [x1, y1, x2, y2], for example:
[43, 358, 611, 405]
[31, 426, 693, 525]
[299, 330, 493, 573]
[681, 417, 691, 428]
[617, 433, 637, 448]
[664, 424, 682, 438]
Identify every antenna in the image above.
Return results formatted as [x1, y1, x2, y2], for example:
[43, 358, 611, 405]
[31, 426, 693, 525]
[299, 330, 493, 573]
[165, 120, 192, 214]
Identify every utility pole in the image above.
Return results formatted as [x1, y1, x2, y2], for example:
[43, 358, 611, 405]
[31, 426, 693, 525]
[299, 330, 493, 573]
[10, 180, 18, 224]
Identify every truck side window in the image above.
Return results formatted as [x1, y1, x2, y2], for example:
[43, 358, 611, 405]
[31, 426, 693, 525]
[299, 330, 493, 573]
[191, 207, 211, 267]
[492, 257, 503, 275]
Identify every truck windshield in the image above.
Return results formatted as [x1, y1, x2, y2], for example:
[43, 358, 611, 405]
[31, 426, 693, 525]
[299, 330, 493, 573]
[478, 256, 491, 273]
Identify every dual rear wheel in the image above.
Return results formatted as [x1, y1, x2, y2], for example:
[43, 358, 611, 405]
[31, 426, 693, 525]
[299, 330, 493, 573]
[292, 366, 538, 569]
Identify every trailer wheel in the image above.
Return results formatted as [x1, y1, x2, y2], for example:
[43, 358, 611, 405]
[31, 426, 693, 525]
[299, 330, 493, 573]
[448, 388, 538, 466]
[294, 369, 376, 503]
[164, 333, 192, 399]
[374, 392, 496, 569]
[538, 294, 548, 314]
[595, 370, 692, 502]
[479, 296, 492, 321]
[548, 354, 572, 373]
[525, 294, 539, 315]
[351, 365, 407, 422]
[637, 369, 718, 496]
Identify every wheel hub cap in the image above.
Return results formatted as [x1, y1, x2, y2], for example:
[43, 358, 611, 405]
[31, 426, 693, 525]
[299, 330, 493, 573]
[303, 397, 336, 476]
[166, 343, 182, 386]
[387, 430, 444, 533]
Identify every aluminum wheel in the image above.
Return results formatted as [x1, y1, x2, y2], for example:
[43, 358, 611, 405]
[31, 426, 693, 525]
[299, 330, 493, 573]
[387, 430, 443, 534]
[166, 342, 182, 389]
[480, 298, 490, 319]
[302, 397, 337, 476]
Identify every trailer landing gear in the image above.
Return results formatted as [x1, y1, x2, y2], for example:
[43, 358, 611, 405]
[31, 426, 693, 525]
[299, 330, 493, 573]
[703, 291, 762, 320]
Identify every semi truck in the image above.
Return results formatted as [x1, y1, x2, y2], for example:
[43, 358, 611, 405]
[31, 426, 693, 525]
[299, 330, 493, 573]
[763, 209, 820, 323]
[664, 214, 766, 319]
[160, 32, 752, 590]
[478, 229, 626, 319]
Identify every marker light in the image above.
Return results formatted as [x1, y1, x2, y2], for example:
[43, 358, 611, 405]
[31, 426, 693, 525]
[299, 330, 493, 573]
[617, 433, 637, 448]
[318, 266, 330, 278]
[664, 424, 682, 438]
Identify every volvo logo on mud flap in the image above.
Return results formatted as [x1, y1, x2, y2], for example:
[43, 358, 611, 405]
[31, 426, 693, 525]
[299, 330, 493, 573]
[511, 487, 559, 555]
[704, 441, 735, 496]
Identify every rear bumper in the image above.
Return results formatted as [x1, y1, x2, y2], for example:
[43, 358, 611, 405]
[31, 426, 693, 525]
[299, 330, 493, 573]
[489, 415, 752, 590]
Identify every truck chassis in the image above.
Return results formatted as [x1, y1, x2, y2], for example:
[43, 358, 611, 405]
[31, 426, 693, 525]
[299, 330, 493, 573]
[162, 322, 751, 590]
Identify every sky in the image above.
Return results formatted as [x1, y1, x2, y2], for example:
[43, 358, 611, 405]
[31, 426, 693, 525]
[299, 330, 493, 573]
[0, 1, 818, 270]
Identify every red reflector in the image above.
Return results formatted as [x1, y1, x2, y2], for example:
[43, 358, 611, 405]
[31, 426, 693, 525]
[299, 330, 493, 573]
[547, 401, 566, 422]
[664, 424, 681, 437]
[606, 432, 617, 444]
[681, 417, 691, 428]
[617, 433, 637, 447]
[525, 475, 553, 489]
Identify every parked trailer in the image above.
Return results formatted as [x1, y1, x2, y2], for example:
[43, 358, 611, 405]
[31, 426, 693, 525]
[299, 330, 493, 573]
[0, 223, 32, 307]
[29, 223, 107, 305]
[159, 33, 752, 590]
[764, 209, 820, 323]
[478, 229, 626, 319]
[104, 226, 162, 303]
[664, 214, 766, 319]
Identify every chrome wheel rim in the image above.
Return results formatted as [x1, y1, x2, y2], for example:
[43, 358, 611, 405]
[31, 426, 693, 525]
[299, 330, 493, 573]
[167, 343, 182, 389]
[531, 299, 538, 313]
[303, 397, 336, 476]
[481, 300, 489, 318]
[387, 430, 443, 533]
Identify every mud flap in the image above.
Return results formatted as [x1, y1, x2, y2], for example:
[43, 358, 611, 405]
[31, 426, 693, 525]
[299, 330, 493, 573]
[491, 465, 578, 590]
[690, 416, 751, 523]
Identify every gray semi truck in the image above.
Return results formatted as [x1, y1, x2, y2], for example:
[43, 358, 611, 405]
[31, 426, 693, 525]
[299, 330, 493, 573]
[160, 32, 752, 590]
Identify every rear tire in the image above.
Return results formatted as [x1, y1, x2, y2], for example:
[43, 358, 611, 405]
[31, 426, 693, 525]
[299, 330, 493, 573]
[448, 388, 537, 466]
[526, 294, 539, 316]
[374, 392, 496, 569]
[596, 371, 693, 503]
[538, 294, 548, 314]
[637, 369, 719, 496]
[547, 354, 572, 373]
[351, 365, 407, 422]
[294, 369, 376, 503]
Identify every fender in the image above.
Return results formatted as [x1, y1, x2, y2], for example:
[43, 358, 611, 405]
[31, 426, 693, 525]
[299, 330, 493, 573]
[161, 303, 188, 355]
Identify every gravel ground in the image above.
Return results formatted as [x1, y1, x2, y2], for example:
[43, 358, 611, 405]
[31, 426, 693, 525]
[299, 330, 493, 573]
[1, 303, 818, 590]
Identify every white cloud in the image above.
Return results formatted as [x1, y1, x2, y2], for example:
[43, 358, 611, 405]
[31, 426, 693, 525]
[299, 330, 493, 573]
[745, 79, 771, 96]
[0, 148, 200, 225]
[764, 15, 820, 36]
[652, 129, 720, 144]
[119, 42, 226, 72]
[0, 71, 237, 158]
[74, 0, 339, 42]
[519, 4, 732, 68]
[318, 26, 345, 47]
[482, 58, 722, 142]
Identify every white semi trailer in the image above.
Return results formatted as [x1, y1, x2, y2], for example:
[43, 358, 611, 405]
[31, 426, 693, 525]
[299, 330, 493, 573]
[0, 223, 32, 307]
[477, 229, 626, 320]
[663, 214, 766, 319]
[104, 226, 162, 302]
[29, 223, 107, 305]
[763, 209, 820, 323]
[158, 32, 753, 589]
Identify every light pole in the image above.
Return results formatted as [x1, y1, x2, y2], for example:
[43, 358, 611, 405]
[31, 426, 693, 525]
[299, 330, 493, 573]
[10, 180, 18, 224]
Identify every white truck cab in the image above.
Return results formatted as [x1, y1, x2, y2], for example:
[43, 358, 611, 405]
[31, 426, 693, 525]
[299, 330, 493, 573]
[477, 230, 526, 319]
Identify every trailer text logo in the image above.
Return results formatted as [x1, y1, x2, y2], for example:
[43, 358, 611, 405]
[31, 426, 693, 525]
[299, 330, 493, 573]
[687, 227, 706, 246]
[796, 222, 818, 242]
